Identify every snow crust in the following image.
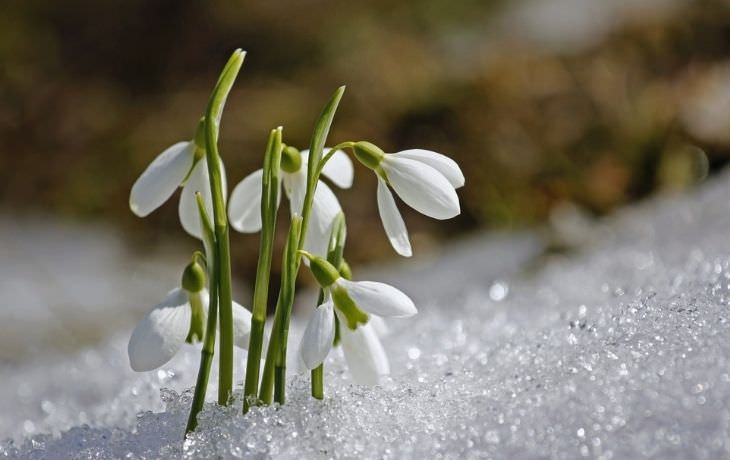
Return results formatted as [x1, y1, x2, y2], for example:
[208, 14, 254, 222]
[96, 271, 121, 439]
[4, 170, 730, 459]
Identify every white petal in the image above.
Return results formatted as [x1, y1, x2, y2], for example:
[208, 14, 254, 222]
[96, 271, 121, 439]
[368, 315, 390, 337]
[232, 301, 252, 349]
[391, 149, 464, 188]
[339, 320, 389, 386]
[377, 177, 412, 257]
[228, 169, 264, 233]
[179, 158, 226, 239]
[336, 279, 417, 318]
[304, 180, 343, 258]
[179, 160, 210, 239]
[299, 301, 336, 369]
[321, 149, 354, 189]
[381, 157, 460, 220]
[128, 288, 191, 372]
[129, 142, 195, 217]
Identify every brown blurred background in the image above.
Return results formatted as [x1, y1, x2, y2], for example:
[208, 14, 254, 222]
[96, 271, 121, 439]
[2, 0, 730, 282]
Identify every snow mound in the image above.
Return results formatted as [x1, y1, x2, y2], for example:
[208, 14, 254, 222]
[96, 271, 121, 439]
[4, 170, 730, 458]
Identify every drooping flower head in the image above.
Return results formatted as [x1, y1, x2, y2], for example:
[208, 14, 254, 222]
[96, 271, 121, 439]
[352, 141, 464, 257]
[227, 146, 353, 257]
[129, 118, 225, 239]
[297, 252, 417, 385]
[127, 256, 251, 372]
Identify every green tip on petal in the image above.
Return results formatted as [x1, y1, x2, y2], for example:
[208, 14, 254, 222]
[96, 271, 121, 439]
[331, 285, 369, 330]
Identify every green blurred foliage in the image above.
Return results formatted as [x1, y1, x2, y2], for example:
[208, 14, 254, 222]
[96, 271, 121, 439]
[2, 0, 730, 279]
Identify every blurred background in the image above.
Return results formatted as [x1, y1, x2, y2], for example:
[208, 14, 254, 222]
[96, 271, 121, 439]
[2, 0, 730, 360]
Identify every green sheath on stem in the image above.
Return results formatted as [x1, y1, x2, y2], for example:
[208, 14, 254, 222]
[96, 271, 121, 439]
[203, 49, 245, 405]
[243, 127, 283, 413]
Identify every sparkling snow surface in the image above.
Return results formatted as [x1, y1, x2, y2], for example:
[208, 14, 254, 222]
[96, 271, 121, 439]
[4, 170, 730, 459]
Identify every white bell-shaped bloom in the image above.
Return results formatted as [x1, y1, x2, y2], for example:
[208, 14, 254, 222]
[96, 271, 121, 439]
[298, 277, 416, 385]
[366, 148, 463, 257]
[127, 287, 251, 372]
[338, 318, 390, 386]
[129, 141, 224, 239]
[228, 148, 353, 257]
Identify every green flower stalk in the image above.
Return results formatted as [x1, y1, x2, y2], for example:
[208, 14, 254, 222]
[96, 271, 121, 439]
[203, 49, 245, 405]
[242, 127, 283, 412]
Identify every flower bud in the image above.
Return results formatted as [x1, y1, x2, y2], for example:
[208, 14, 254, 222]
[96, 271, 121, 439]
[280, 145, 302, 173]
[181, 257, 206, 293]
[353, 141, 385, 170]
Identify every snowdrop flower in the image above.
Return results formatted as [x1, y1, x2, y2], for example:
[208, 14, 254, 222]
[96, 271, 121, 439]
[127, 259, 251, 372]
[297, 252, 416, 385]
[228, 146, 353, 257]
[129, 119, 225, 239]
[353, 141, 464, 257]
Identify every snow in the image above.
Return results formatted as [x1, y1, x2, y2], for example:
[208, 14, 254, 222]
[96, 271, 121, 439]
[4, 169, 730, 458]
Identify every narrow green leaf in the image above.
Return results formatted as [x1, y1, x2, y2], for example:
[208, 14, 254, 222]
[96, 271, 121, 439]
[207, 49, 246, 129]
[306, 86, 346, 185]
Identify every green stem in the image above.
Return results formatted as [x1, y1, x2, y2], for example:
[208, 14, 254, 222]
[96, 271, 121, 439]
[203, 49, 245, 405]
[185, 279, 218, 433]
[185, 193, 218, 434]
[310, 289, 327, 400]
[310, 213, 346, 399]
[215, 230, 234, 405]
[243, 127, 282, 413]
[258, 298, 281, 404]
[311, 365, 324, 399]
[261, 216, 300, 405]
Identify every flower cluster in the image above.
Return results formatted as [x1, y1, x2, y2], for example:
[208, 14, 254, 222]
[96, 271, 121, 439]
[125, 49, 463, 433]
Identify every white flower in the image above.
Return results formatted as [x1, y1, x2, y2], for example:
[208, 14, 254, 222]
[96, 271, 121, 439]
[129, 140, 225, 239]
[127, 287, 251, 372]
[298, 277, 416, 385]
[228, 148, 353, 257]
[355, 143, 464, 257]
